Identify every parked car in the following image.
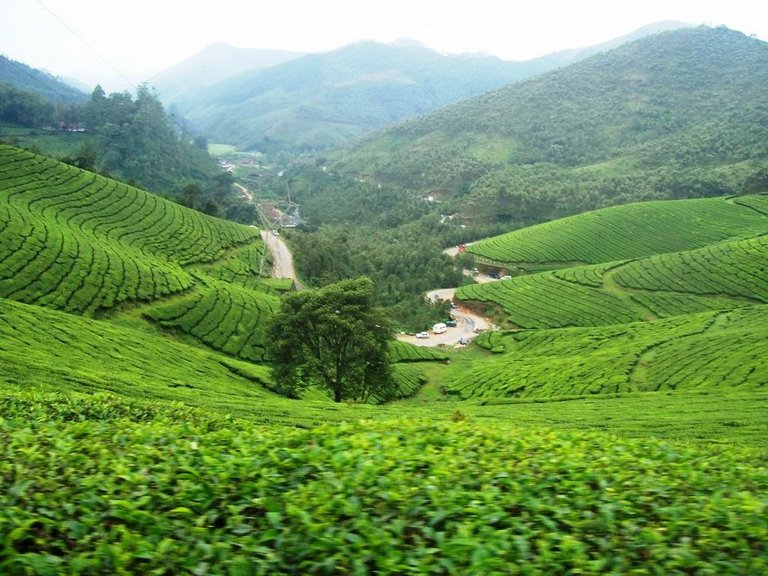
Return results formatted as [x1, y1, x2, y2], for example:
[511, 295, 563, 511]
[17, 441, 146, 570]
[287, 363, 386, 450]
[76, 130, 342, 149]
[433, 323, 447, 334]
[446, 320, 457, 327]
[416, 331, 430, 339]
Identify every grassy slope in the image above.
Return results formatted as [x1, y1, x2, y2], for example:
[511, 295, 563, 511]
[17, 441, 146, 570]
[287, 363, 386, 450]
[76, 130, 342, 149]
[468, 193, 768, 268]
[0, 145, 445, 401]
[442, 306, 768, 399]
[457, 230, 768, 329]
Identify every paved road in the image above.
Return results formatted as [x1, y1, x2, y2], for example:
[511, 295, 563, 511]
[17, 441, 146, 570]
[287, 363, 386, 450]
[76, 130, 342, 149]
[261, 230, 303, 288]
[258, 226, 491, 342]
[397, 288, 491, 348]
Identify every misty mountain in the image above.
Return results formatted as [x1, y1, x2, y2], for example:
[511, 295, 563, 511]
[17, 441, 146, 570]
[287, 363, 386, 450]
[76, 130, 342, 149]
[299, 26, 768, 231]
[0, 55, 86, 103]
[175, 23, 689, 152]
[149, 43, 305, 106]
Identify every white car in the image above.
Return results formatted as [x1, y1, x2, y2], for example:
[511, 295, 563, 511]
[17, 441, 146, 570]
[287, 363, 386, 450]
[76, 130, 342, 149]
[416, 331, 430, 339]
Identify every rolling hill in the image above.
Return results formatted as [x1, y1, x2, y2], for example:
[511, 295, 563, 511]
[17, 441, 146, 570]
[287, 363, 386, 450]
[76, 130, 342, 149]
[0, 55, 86, 103]
[0, 144, 444, 400]
[446, 190, 768, 401]
[323, 26, 768, 228]
[149, 42, 304, 107]
[468, 194, 768, 270]
[175, 23, 688, 153]
[2, 143, 767, 571]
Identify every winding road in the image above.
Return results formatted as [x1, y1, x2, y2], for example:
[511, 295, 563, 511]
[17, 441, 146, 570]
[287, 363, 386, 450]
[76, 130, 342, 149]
[261, 230, 303, 289]
[251, 186, 491, 347]
[397, 288, 491, 348]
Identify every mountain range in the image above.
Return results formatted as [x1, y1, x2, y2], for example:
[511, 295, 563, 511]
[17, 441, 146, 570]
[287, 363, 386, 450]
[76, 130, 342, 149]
[313, 25, 768, 227]
[154, 21, 690, 152]
[0, 55, 86, 103]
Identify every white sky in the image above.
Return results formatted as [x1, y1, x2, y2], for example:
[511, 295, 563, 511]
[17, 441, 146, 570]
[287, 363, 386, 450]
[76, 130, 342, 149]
[2, 0, 767, 87]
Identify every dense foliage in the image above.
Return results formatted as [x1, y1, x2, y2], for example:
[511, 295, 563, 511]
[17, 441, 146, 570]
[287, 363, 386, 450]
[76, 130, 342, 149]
[266, 277, 396, 402]
[0, 83, 56, 128]
[1, 411, 766, 574]
[0, 69, 252, 220]
[317, 27, 768, 229]
[0, 55, 86, 104]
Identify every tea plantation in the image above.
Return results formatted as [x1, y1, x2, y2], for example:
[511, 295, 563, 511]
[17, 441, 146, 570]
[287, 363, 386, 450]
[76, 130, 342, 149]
[468, 194, 768, 269]
[445, 305, 768, 399]
[2, 145, 768, 573]
[457, 228, 768, 328]
[1, 405, 766, 574]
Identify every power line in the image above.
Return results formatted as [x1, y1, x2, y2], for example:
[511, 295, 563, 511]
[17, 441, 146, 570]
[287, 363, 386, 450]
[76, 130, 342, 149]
[35, 0, 138, 92]
[1, 54, 81, 103]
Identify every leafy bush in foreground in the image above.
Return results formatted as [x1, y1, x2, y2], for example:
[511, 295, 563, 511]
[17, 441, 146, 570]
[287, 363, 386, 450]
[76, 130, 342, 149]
[1, 417, 766, 574]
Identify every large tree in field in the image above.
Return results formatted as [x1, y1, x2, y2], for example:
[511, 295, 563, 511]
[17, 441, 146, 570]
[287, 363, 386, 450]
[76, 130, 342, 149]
[266, 277, 396, 403]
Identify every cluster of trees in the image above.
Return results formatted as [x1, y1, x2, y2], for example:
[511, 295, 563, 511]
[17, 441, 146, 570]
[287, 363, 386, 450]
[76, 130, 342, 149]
[0, 82, 57, 127]
[1, 79, 256, 222]
[287, 217, 465, 331]
[64, 84, 246, 218]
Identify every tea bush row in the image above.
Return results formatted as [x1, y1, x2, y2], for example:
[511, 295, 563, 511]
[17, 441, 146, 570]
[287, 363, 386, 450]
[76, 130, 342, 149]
[1, 416, 765, 574]
[445, 305, 768, 399]
[613, 233, 768, 302]
[0, 145, 260, 315]
[457, 273, 640, 329]
[468, 194, 768, 266]
[389, 340, 449, 363]
[143, 277, 281, 363]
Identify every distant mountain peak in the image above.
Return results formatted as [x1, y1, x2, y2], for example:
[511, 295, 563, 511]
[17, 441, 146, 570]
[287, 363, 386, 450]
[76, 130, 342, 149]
[389, 38, 431, 50]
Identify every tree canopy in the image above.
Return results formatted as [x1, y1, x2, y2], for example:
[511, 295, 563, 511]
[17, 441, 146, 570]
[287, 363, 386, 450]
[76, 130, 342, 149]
[266, 277, 396, 403]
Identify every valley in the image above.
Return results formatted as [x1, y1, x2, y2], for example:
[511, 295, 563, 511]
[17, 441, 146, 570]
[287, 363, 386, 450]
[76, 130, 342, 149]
[1, 21, 768, 575]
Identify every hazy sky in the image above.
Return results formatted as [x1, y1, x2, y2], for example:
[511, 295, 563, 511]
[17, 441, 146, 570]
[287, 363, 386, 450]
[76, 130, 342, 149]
[2, 0, 767, 88]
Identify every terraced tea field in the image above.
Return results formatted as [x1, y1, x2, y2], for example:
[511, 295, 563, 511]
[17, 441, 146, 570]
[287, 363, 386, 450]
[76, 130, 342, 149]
[457, 231, 768, 328]
[444, 305, 768, 399]
[0, 145, 259, 316]
[468, 194, 768, 269]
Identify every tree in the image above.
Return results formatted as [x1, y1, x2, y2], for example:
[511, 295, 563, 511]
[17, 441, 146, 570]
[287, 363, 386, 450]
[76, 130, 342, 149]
[266, 277, 396, 403]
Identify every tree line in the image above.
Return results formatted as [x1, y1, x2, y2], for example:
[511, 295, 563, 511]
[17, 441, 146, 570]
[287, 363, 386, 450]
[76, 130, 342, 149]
[0, 81, 256, 223]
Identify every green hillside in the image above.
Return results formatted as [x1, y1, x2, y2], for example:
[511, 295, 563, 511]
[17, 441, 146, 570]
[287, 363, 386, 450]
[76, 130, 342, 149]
[317, 26, 768, 230]
[469, 194, 768, 269]
[446, 305, 768, 400]
[283, 26, 768, 323]
[458, 231, 768, 328]
[0, 55, 86, 104]
[0, 145, 443, 403]
[0, 145, 259, 315]
[180, 40, 534, 152]
[4, 26, 768, 569]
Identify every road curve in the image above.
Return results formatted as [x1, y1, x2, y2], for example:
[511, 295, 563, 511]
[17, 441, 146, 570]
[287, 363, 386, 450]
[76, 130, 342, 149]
[397, 287, 491, 348]
[259, 231, 491, 343]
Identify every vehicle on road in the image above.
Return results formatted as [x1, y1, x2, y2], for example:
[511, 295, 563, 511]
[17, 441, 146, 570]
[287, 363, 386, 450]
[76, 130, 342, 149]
[416, 331, 430, 339]
[446, 319, 457, 327]
[433, 322, 447, 334]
